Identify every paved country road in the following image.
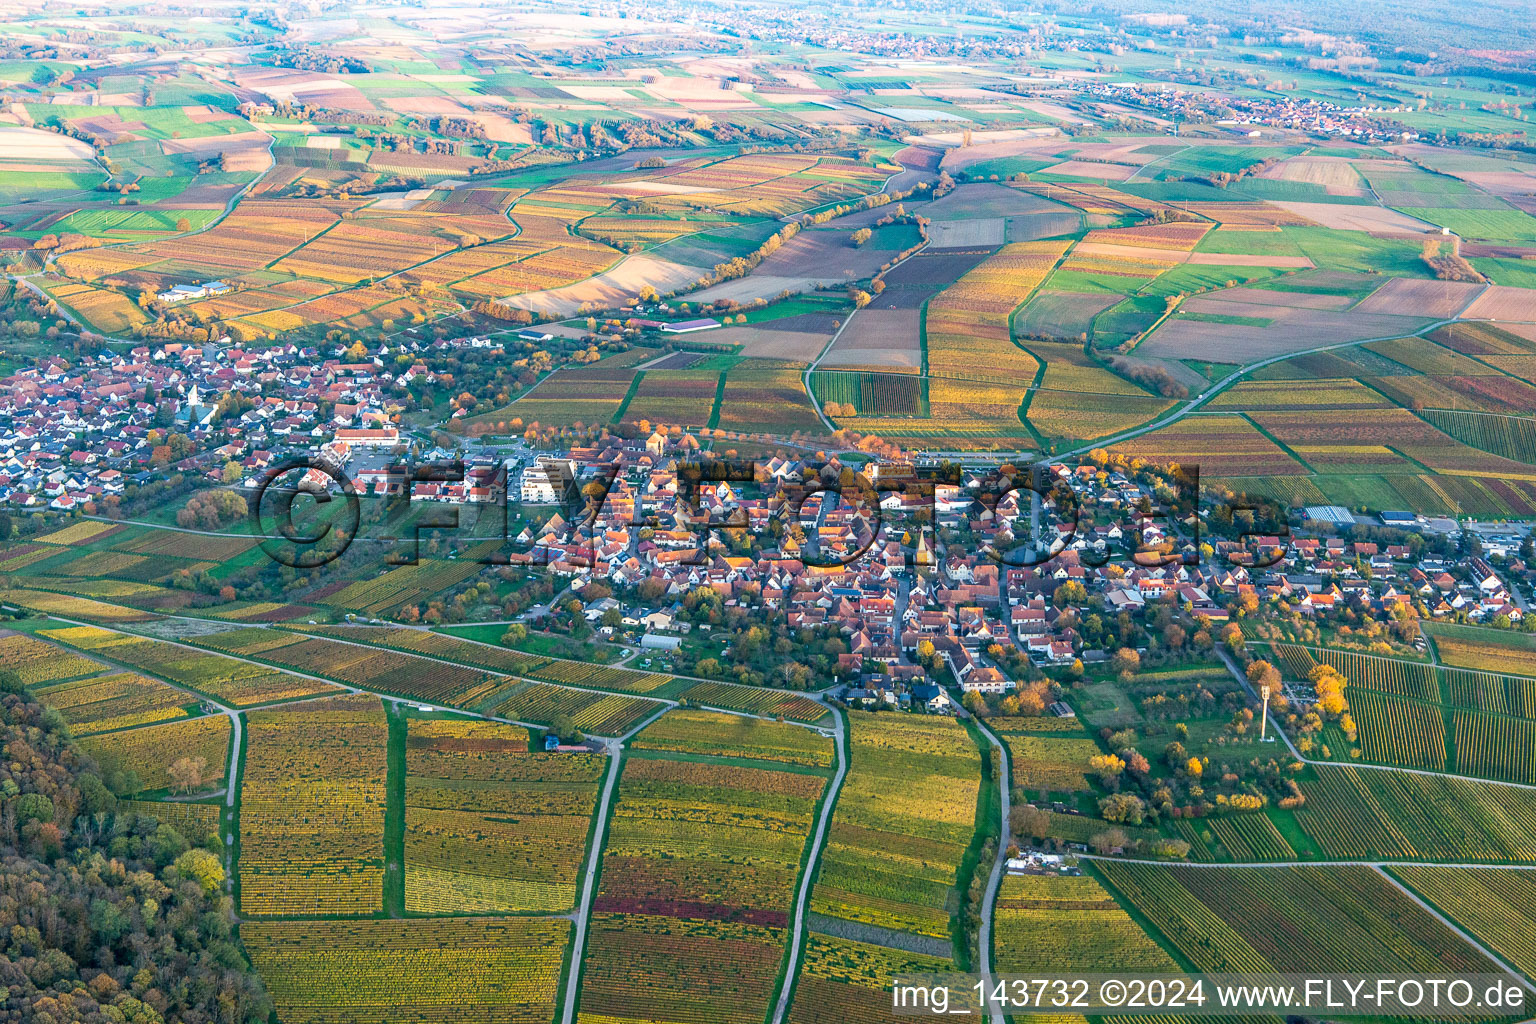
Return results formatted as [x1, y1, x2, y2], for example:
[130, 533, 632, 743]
[771, 712, 849, 1024]
[971, 714, 1012, 1024]
[561, 739, 625, 1024]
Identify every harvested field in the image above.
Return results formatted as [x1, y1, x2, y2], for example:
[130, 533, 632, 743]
[1463, 285, 1536, 321]
[499, 255, 702, 316]
[920, 182, 1080, 242]
[872, 251, 992, 308]
[1187, 287, 1353, 310]
[642, 351, 706, 370]
[1268, 201, 1435, 233]
[0, 126, 99, 162]
[160, 131, 270, 160]
[820, 309, 923, 369]
[755, 230, 904, 281]
[1140, 301, 1430, 362]
[1259, 156, 1366, 194]
[688, 275, 826, 305]
[705, 323, 832, 363]
[1461, 242, 1536, 259]
[933, 134, 1063, 172]
[1043, 160, 1135, 180]
[895, 145, 943, 172]
[1184, 252, 1314, 267]
[1352, 277, 1485, 317]
[1014, 291, 1123, 339]
[927, 218, 1005, 248]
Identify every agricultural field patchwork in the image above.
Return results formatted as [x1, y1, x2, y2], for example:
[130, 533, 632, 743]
[9, 7, 1536, 1024]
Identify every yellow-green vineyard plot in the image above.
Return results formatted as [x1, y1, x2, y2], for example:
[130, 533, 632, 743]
[787, 934, 958, 1024]
[34, 519, 125, 545]
[811, 711, 981, 940]
[1430, 625, 1536, 678]
[239, 693, 387, 917]
[38, 624, 344, 707]
[1006, 733, 1099, 792]
[631, 708, 835, 768]
[243, 917, 569, 1024]
[0, 631, 105, 684]
[1443, 667, 1536, 719]
[405, 716, 604, 914]
[993, 873, 1177, 974]
[32, 670, 197, 735]
[576, 752, 829, 1024]
[4, 587, 158, 621]
[677, 680, 828, 723]
[1096, 864, 1499, 977]
[1348, 688, 1448, 771]
[79, 714, 230, 794]
[1204, 814, 1295, 861]
[1391, 867, 1536, 981]
[493, 681, 663, 735]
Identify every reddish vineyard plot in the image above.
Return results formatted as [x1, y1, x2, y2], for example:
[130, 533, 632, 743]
[576, 754, 827, 1024]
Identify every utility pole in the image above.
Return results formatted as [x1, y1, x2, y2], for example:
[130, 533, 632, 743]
[1260, 684, 1271, 742]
